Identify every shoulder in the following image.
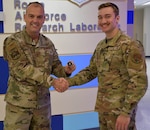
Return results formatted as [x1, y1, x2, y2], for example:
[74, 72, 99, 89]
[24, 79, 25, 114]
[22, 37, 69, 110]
[4, 31, 22, 44]
[41, 34, 54, 45]
[118, 34, 145, 58]
[119, 33, 131, 45]
[3, 31, 23, 54]
[128, 40, 145, 68]
[118, 34, 141, 51]
[96, 39, 105, 48]
[119, 32, 143, 48]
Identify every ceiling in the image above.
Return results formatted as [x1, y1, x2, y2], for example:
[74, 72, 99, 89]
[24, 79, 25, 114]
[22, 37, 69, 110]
[134, 0, 150, 8]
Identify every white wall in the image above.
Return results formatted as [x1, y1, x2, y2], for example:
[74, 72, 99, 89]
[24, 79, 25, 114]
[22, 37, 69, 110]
[134, 9, 144, 45]
[143, 6, 150, 56]
[134, 6, 150, 56]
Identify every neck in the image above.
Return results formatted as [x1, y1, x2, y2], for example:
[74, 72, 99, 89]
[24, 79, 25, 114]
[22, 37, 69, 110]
[31, 35, 39, 42]
[106, 28, 119, 39]
[26, 30, 39, 42]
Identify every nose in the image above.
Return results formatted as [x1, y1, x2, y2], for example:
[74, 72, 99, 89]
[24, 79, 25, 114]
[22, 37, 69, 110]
[33, 17, 38, 22]
[99, 17, 107, 24]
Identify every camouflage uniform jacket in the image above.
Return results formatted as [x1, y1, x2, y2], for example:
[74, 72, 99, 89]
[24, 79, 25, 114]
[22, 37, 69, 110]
[68, 30, 147, 116]
[3, 28, 68, 108]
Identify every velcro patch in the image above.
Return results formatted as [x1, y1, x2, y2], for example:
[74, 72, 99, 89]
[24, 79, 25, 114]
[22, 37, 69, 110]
[132, 53, 143, 64]
[7, 42, 21, 61]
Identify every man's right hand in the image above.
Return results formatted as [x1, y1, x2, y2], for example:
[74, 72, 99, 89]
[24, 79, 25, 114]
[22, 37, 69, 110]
[52, 78, 69, 92]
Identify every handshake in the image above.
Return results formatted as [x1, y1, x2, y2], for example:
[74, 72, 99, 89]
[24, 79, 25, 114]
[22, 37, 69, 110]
[48, 61, 75, 92]
[52, 78, 69, 92]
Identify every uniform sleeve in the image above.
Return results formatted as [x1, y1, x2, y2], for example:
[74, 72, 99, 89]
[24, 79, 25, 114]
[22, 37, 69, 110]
[50, 49, 68, 78]
[121, 41, 148, 116]
[67, 50, 98, 86]
[45, 40, 69, 78]
[3, 37, 53, 88]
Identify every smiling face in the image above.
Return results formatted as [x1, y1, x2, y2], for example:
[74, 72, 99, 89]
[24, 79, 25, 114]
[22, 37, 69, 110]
[24, 3, 45, 38]
[98, 3, 120, 38]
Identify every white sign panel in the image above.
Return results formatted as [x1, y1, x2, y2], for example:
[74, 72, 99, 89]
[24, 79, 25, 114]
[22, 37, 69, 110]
[3, 0, 127, 33]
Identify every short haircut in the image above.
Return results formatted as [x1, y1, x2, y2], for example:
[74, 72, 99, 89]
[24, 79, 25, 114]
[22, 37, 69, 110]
[98, 2, 119, 16]
[27, 1, 44, 8]
[26, 2, 44, 13]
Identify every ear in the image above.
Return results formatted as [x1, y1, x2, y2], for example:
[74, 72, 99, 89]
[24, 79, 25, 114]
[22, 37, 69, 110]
[42, 15, 46, 24]
[116, 15, 120, 23]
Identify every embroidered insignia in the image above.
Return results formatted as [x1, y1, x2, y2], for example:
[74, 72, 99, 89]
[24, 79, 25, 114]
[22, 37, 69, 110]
[69, 0, 91, 6]
[9, 48, 21, 60]
[132, 53, 143, 64]
[7, 42, 21, 60]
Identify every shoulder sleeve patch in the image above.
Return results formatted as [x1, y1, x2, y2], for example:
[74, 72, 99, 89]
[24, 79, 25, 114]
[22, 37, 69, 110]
[129, 40, 144, 64]
[6, 42, 22, 61]
[131, 53, 143, 64]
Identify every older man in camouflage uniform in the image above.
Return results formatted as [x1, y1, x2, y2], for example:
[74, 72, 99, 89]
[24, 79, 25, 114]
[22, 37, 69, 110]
[66, 2, 147, 130]
[3, 2, 75, 130]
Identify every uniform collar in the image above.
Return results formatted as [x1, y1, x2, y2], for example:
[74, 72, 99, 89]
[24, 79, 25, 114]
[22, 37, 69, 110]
[106, 30, 123, 46]
[101, 29, 123, 49]
[22, 28, 41, 46]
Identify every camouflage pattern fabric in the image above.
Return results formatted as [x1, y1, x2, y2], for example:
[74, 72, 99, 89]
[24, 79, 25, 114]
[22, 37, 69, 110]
[4, 103, 51, 130]
[98, 111, 136, 130]
[67, 30, 147, 129]
[3, 28, 68, 129]
[3, 28, 67, 109]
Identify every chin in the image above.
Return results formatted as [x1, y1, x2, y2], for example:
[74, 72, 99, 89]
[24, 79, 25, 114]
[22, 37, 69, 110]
[101, 29, 108, 33]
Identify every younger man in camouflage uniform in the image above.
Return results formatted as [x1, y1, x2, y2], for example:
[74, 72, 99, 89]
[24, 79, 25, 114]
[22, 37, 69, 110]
[66, 2, 147, 130]
[3, 2, 75, 130]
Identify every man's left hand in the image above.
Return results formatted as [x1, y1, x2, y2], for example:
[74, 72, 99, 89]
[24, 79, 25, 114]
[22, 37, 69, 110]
[65, 61, 76, 74]
[115, 114, 130, 130]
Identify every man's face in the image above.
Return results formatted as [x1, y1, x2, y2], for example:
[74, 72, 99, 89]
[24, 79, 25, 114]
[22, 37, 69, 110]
[24, 4, 45, 34]
[98, 7, 119, 34]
